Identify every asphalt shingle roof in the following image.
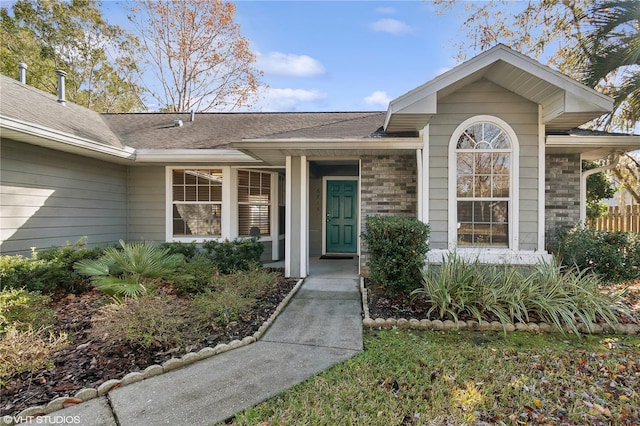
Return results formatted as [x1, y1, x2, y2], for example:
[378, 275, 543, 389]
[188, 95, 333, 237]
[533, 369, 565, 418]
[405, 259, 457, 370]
[0, 74, 125, 149]
[101, 111, 386, 149]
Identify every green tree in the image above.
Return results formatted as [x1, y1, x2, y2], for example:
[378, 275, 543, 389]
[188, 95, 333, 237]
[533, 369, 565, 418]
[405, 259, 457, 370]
[577, 1, 640, 131]
[435, 0, 638, 132]
[127, 0, 262, 112]
[584, 161, 618, 219]
[1, 0, 144, 112]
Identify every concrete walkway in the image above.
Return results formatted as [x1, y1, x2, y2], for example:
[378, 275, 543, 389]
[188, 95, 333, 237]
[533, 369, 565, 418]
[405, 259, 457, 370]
[48, 258, 362, 426]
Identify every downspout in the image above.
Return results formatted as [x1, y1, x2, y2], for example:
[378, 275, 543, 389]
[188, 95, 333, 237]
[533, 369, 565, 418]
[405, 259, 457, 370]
[580, 153, 620, 225]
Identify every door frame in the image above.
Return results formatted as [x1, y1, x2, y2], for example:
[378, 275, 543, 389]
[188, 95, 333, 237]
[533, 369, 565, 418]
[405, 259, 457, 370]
[322, 176, 360, 255]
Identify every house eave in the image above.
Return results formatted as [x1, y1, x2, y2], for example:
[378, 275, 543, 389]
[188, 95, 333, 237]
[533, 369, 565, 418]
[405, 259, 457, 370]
[546, 134, 640, 160]
[0, 114, 136, 163]
[134, 149, 260, 164]
[233, 137, 423, 166]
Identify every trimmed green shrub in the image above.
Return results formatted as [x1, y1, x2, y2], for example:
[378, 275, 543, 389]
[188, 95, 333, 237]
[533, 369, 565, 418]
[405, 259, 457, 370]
[160, 241, 199, 259]
[0, 238, 102, 293]
[202, 238, 264, 274]
[362, 216, 430, 295]
[34, 238, 103, 293]
[170, 255, 218, 295]
[0, 255, 45, 292]
[554, 226, 639, 283]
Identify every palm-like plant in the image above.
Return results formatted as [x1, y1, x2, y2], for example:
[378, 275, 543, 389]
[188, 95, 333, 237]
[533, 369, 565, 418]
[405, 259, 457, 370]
[74, 240, 184, 302]
[577, 1, 640, 131]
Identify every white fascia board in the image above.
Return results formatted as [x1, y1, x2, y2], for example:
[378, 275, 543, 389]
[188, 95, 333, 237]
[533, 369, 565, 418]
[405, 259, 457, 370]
[565, 91, 612, 115]
[237, 138, 423, 150]
[0, 114, 135, 160]
[135, 149, 260, 163]
[546, 135, 640, 150]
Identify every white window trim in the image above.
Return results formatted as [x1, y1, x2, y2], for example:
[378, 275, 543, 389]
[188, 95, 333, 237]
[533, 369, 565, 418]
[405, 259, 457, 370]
[236, 169, 273, 238]
[166, 166, 230, 243]
[166, 166, 278, 244]
[447, 115, 520, 253]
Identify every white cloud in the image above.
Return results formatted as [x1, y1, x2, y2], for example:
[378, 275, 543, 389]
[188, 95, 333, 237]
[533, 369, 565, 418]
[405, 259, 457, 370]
[370, 18, 412, 35]
[244, 87, 328, 111]
[257, 52, 326, 77]
[364, 91, 391, 107]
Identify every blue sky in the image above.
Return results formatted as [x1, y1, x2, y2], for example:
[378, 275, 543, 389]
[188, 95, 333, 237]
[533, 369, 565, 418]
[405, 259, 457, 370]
[101, 0, 471, 112]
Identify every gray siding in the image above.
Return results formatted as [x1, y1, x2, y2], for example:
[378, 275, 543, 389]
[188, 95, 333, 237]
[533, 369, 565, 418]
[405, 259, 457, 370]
[428, 79, 540, 250]
[126, 166, 166, 243]
[0, 139, 127, 255]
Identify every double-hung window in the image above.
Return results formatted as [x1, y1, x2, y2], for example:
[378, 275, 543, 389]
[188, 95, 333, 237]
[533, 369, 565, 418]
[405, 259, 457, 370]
[453, 119, 514, 247]
[238, 170, 271, 236]
[171, 169, 222, 237]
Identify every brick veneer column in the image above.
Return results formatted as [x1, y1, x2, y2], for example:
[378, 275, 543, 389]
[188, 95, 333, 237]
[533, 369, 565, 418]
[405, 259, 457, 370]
[360, 154, 417, 274]
[545, 153, 581, 250]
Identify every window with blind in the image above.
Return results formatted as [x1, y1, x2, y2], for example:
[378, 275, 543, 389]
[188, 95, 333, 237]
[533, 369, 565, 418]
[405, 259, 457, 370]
[455, 122, 511, 246]
[172, 169, 222, 236]
[238, 170, 271, 236]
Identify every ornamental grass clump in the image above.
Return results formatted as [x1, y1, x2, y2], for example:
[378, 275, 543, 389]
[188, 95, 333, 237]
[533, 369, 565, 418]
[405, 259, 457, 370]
[362, 216, 430, 295]
[412, 254, 623, 334]
[74, 240, 185, 302]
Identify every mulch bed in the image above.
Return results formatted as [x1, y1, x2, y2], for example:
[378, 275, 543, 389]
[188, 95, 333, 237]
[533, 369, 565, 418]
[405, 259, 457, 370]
[0, 274, 297, 417]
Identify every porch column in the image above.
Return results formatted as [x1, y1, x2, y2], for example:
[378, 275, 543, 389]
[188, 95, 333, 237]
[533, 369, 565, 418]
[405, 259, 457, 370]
[420, 125, 429, 223]
[285, 156, 308, 278]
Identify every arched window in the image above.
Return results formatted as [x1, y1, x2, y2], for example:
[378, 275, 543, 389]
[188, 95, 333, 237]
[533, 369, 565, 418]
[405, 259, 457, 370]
[449, 116, 518, 248]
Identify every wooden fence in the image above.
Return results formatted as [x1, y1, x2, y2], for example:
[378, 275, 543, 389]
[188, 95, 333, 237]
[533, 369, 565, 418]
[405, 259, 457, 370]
[591, 205, 640, 233]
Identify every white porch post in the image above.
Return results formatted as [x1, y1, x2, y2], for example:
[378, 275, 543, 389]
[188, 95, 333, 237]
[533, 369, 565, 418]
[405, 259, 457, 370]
[270, 172, 279, 261]
[538, 106, 546, 251]
[421, 125, 429, 223]
[300, 156, 308, 277]
[284, 156, 308, 278]
[285, 156, 292, 277]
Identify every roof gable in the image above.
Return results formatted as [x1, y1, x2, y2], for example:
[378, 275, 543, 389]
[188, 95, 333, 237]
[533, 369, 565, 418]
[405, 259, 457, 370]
[384, 44, 614, 133]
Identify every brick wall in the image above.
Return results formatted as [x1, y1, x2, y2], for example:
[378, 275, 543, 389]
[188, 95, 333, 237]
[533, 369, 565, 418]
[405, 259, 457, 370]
[360, 154, 417, 274]
[545, 153, 581, 250]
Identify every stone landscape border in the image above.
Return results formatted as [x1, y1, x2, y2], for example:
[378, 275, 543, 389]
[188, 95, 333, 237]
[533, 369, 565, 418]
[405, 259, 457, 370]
[360, 278, 640, 335]
[3, 278, 305, 426]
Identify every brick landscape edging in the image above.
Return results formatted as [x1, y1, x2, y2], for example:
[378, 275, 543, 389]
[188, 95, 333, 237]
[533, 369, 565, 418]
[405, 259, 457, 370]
[360, 278, 640, 335]
[3, 278, 306, 426]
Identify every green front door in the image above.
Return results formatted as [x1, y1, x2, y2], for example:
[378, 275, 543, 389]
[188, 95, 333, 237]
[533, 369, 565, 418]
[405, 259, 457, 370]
[326, 180, 357, 253]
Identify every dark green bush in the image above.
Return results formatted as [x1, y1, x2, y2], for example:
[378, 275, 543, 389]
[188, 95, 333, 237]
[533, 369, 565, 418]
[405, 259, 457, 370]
[554, 226, 639, 283]
[202, 238, 264, 274]
[362, 216, 430, 295]
[1, 239, 103, 294]
[0, 255, 44, 292]
[170, 255, 218, 295]
[160, 241, 199, 259]
[35, 239, 103, 293]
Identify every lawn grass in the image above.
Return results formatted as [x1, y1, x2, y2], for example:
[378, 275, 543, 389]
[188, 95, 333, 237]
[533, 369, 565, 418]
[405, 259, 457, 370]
[230, 330, 640, 425]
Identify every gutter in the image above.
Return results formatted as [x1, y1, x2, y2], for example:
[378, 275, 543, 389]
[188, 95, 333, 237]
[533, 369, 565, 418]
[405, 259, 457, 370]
[135, 149, 260, 163]
[0, 114, 135, 160]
